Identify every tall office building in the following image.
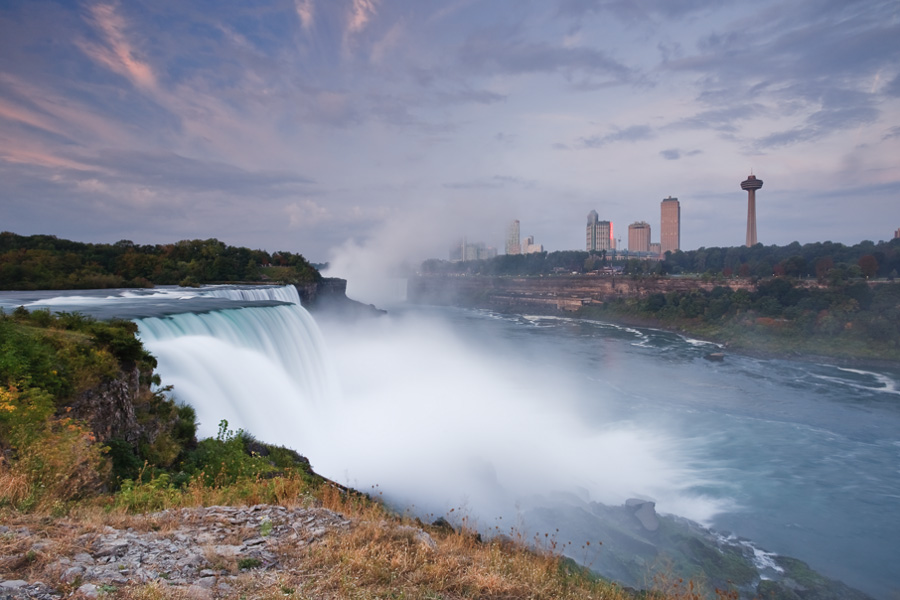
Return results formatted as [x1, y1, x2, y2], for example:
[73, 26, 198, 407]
[506, 220, 521, 255]
[741, 174, 763, 247]
[660, 196, 680, 255]
[586, 210, 613, 251]
[628, 221, 651, 253]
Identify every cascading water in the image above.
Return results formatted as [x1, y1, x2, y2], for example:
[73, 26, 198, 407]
[134, 286, 341, 447]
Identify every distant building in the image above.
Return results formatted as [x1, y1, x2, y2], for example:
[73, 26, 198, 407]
[522, 235, 544, 254]
[506, 220, 521, 255]
[660, 196, 680, 255]
[628, 221, 651, 253]
[895, 228, 900, 239]
[741, 174, 763, 247]
[586, 210, 613, 252]
[650, 242, 661, 256]
[451, 238, 497, 262]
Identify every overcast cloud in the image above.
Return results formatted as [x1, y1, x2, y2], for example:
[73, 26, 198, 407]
[1, 0, 898, 263]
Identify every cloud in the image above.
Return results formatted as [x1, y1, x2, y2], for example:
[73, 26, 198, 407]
[668, 104, 765, 133]
[294, 0, 315, 30]
[885, 74, 900, 97]
[579, 124, 654, 148]
[459, 30, 633, 86]
[78, 2, 157, 90]
[756, 105, 880, 149]
[92, 150, 314, 194]
[0, 97, 67, 138]
[558, 0, 726, 22]
[443, 175, 536, 190]
[347, 0, 379, 34]
[435, 88, 506, 105]
[286, 199, 330, 227]
[659, 148, 702, 160]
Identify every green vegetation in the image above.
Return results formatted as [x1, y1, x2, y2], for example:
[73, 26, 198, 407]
[0, 231, 320, 290]
[661, 239, 900, 280]
[0, 308, 157, 510]
[579, 278, 900, 362]
[0, 309, 318, 512]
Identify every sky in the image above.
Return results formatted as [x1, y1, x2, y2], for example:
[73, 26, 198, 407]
[1, 0, 899, 265]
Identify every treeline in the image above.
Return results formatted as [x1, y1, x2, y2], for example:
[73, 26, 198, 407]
[0, 232, 320, 290]
[662, 239, 900, 280]
[421, 239, 900, 281]
[587, 278, 900, 359]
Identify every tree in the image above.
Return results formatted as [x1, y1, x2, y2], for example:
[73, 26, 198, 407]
[815, 256, 835, 281]
[858, 254, 879, 279]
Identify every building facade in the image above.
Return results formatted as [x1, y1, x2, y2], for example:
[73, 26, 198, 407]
[522, 235, 544, 254]
[660, 196, 680, 255]
[450, 239, 497, 261]
[628, 221, 651, 253]
[506, 220, 521, 255]
[586, 210, 613, 252]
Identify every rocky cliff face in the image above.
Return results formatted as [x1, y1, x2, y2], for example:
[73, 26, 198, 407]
[295, 278, 386, 317]
[67, 367, 143, 445]
[408, 274, 755, 313]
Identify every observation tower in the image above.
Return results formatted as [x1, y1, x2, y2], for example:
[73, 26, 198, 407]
[741, 173, 763, 247]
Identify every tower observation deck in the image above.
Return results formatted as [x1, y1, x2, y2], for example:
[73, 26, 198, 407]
[741, 174, 763, 247]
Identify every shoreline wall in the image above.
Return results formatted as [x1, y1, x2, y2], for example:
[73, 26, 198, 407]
[408, 274, 758, 313]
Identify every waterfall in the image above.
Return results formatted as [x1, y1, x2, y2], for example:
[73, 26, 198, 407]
[134, 286, 340, 446]
[193, 285, 302, 304]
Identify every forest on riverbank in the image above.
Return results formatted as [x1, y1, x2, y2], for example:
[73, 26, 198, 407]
[581, 278, 900, 363]
[0, 232, 320, 289]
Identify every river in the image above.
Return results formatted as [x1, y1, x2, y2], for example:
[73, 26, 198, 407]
[2, 286, 897, 598]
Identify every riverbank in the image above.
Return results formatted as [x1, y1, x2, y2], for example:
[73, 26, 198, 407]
[572, 306, 900, 369]
[407, 274, 900, 368]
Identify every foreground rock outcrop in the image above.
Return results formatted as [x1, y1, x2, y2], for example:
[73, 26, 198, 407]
[0, 505, 354, 599]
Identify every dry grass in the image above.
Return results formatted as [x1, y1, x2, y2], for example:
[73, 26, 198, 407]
[0, 479, 639, 600]
[0, 476, 741, 600]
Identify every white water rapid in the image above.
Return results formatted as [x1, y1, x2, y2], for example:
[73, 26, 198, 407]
[127, 286, 725, 529]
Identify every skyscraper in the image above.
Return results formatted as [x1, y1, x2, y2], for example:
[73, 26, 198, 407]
[586, 211, 613, 252]
[506, 220, 521, 255]
[741, 174, 763, 247]
[660, 196, 680, 255]
[628, 221, 651, 253]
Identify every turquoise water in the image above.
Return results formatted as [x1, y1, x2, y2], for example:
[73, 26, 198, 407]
[417, 307, 899, 599]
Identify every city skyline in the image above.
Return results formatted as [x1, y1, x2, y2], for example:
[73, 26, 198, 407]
[1, 1, 899, 268]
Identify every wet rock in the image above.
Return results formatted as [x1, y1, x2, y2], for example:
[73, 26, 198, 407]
[625, 498, 659, 532]
[2, 505, 351, 599]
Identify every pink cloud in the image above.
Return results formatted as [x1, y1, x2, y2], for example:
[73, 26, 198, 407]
[78, 2, 157, 90]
